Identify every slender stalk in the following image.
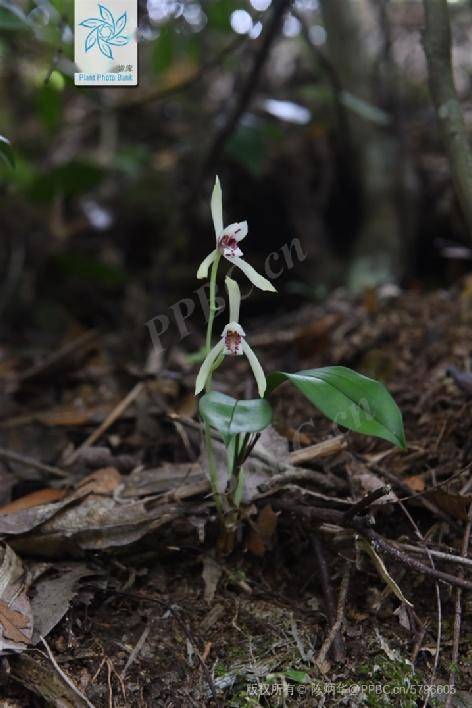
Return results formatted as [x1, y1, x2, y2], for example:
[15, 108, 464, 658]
[204, 418, 223, 517]
[205, 253, 221, 359]
[202, 252, 223, 517]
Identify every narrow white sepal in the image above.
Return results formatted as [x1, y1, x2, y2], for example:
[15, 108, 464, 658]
[195, 339, 225, 394]
[225, 277, 241, 324]
[242, 340, 267, 397]
[226, 256, 277, 292]
[197, 249, 218, 279]
[211, 176, 223, 238]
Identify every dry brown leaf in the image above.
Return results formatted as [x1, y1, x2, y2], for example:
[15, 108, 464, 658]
[403, 475, 425, 493]
[246, 505, 278, 556]
[0, 600, 30, 644]
[278, 425, 312, 447]
[72, 467, 122, 498]
[0, 489, 67, 515]
[427, 490, 472, 521]
[0, 544, 33, 653]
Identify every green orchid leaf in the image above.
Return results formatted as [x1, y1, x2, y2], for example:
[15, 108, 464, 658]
[267, 366, 406, 449]
[199, 391, 272, 437]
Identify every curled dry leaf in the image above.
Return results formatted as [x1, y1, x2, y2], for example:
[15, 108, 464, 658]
[0, 489, 66, 515]
[0, 467, 122, 538]
[246, 504, 278, 556]
[427, 489, 472, 521]
[0, 543, 33, 653]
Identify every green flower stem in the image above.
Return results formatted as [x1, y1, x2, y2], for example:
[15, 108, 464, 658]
[204, 417, 223, 518]
[203, 252, 223, 519]
[205, 253, 221, 358]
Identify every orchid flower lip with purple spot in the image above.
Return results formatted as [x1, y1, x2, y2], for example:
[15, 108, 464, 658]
[196, 176, 276, 293]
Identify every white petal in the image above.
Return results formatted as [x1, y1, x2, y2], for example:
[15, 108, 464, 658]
[242, 341, 267, 397]
[211, 176, 223, 238]
[195, 339, 225, 395]
[226, 256, 277, 292]
[224, 221, 248, 243]
[225, 277, 241, 323]
[197, 249, 217, 279]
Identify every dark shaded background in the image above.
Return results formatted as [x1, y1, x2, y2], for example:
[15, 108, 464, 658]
[1, 0, 471, 356]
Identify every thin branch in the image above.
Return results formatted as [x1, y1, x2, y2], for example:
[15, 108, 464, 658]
[315, 562, 350, 669]
[66, 382, 145, 464]
[396, 501, 441, 708]
[271, 498, 472, 592]
[0, 446, 67, 478]
[311, 534, 345, 661]
[423, 0, 472, 241]
[446, 503, 472, 707]
[342, 485, 392, 524]
[396, 542, 472, 569]
[40, 636, 95, 708]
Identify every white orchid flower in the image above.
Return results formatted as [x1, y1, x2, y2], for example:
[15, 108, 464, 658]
[195, 277, 267, 397]
[197, 176, 276, 292]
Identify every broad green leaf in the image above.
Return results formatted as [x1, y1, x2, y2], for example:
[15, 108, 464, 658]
[199, 391, 272, 436]
[0, 135, 14, 168]
[267, 366, 406, 449]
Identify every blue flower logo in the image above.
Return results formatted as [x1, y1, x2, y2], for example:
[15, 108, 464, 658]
[79, 4, 130, 60]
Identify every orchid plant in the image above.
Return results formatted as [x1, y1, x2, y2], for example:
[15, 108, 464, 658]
[195, 177, 406, 529]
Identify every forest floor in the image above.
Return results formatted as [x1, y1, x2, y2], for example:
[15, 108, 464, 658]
[0, 281, 472, 707]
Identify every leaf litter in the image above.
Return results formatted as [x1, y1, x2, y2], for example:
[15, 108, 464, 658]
[0, 286, 471, 703]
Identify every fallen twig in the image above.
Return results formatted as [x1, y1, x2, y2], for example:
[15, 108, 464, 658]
[311, 534, 345, 662]
[40, 635, 95, 708]
[0, 446, 67, 478]
[342, 485, 392, 524]
[120, 621, 151, 680]
[315, 562, 350, 669]
[395, 542, 472, 569]
[288, 436, 347, 466]
[271, 499, 472, 592]
[446, 503, 472, 707]
[68, 382, 145, 463]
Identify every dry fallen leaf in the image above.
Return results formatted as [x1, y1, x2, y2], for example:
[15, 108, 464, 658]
[72, 467, 122, 498]
[0, 544, 33, 653]
[0, 489, 67, 515]
[427, 490, 472, 521]
[403, 475, 425, 493]
[30, 563, 97, 644]
[246, 505, 278, 556]
[0, 601, 30, 644]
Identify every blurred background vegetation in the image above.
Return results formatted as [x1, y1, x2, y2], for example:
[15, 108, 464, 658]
[0, 0, 471, 352]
